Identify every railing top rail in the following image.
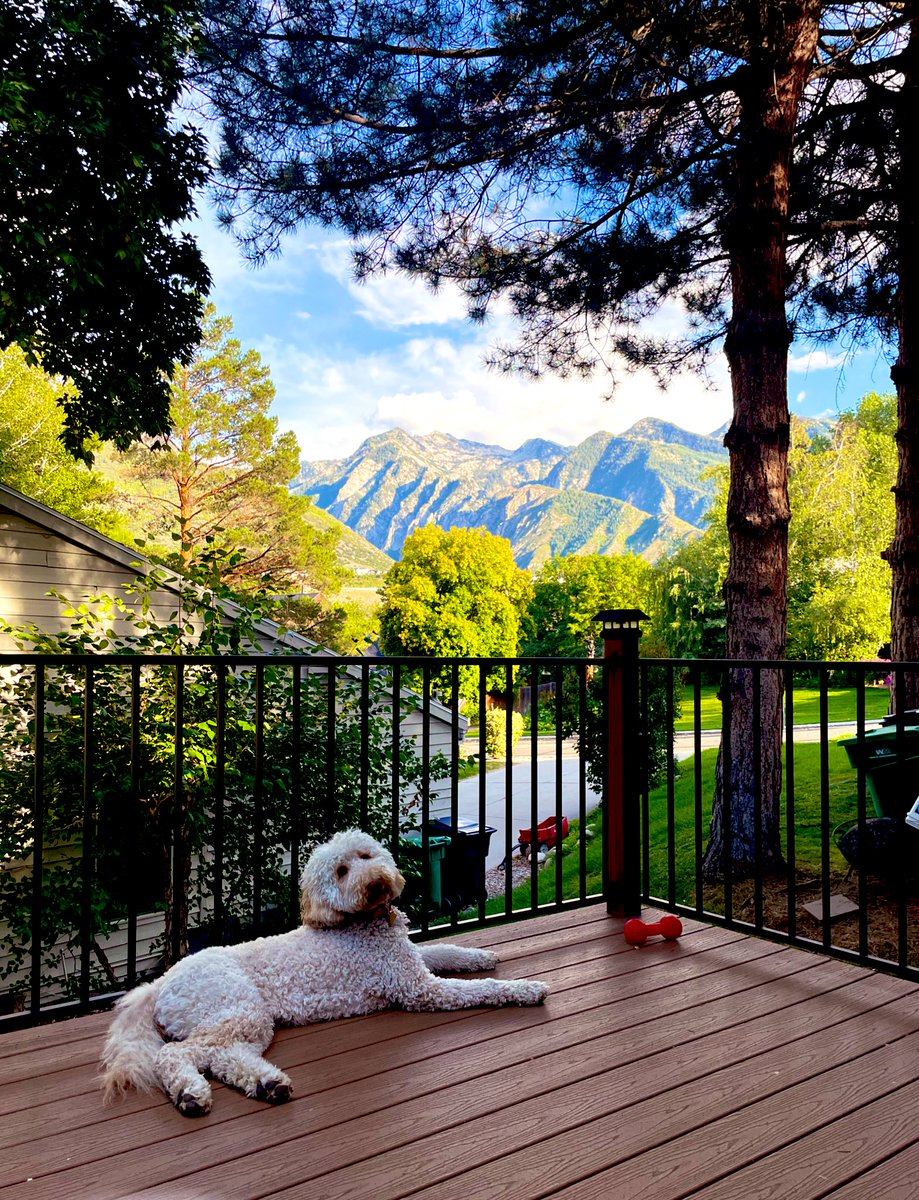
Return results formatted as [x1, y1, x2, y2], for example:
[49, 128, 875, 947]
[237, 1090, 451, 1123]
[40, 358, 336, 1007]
[0, 652, 905, 669]
[637, 657, 901, 671]
[0, 652, 605, 667]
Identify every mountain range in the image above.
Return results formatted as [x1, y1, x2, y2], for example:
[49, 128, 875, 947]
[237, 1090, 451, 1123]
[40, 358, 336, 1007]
[294, 418, 728, 568]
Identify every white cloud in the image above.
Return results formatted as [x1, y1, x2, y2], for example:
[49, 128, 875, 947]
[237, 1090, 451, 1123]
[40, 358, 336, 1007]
[262, 315, 732, 462]
[788, 349, 848, 374]
[795, 390, 807, 404]
[315, 240, 470, 328]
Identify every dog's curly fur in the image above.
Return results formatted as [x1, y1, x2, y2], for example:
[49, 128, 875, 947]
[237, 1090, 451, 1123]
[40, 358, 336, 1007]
[99, 829, 548, 1116]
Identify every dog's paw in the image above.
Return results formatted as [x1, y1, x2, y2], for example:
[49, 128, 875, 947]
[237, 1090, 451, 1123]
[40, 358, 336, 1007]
[470, 949, 499, 971]
[514, 980, 549, 1005]
[176, 1090, 212, 1118]
[255, 1077, 293, 1104]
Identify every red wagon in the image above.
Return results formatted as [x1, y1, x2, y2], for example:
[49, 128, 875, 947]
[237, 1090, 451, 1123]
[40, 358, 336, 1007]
[518, 814, 570, 858]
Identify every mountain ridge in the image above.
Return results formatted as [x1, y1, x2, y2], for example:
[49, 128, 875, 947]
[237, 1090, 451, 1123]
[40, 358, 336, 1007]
[293, 420, 729, 567]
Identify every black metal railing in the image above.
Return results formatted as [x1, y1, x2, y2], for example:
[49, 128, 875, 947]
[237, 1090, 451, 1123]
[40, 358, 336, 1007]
[636, 657, 919, 983]
[2, 647, 918, 1030]
[0, 652, 603, 1029]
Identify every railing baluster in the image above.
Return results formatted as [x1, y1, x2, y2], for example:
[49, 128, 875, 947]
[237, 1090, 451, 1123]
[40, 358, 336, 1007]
[29, 664, 45, 1016]
[478, 663, 488, 919]
[554, 664, 564, 908]
[172, 660, 184, 966]
[819, 667, 831, 950]
[390, 662, 401, 856]
[420, 664, 431, 936]
[753, 667, 763, 931]
[253, 663, 265, 935]
[325, 664, 336, 842]
[666, 664, 676, 908]
[359, 662, 370, 830]
[784, 665, 797, 942]
[214, 662, 227, 942]
[723, 665, 733, 924]
[505, 663, 514, 918]
[579, 661, 588, 905]
[80, 664, 94, 1005]
[640, 663, 650, 902]
[693, 666, 703, 917]
[127, 662, 140, 985]
[529, 668, 539, 913]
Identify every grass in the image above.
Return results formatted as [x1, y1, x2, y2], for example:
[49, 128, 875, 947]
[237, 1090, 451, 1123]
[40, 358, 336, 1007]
[673, 685, 890, 732]
[478, 737, 864, 916]
[475, 687, 889, 741]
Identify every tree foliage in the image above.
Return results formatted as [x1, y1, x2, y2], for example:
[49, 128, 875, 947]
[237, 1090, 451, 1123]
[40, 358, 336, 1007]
[0, 346, 123, 536]
[118, 305, 350, 621]
[522, 553, 656, 659]
[379, 525, 532, 704]
[0, 0, 211, 455]
[659, 399, 897, 663]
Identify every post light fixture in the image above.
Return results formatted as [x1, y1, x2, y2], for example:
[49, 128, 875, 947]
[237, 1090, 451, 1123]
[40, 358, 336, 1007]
[594, 609, 650, 638]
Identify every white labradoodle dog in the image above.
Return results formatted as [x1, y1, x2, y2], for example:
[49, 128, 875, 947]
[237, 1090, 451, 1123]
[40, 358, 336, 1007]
[100, 829, 548, 1116]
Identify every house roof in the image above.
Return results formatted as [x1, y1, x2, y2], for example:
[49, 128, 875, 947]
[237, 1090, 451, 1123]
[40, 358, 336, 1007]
[0, 482, 460, 725]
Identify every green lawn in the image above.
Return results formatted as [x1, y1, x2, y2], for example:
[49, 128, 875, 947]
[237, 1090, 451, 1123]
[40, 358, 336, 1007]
[479, 737, 864, 916]
[674, 685, 890, 732]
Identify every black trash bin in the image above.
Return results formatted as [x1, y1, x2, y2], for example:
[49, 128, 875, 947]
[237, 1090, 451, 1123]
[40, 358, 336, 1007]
[429, 817, 496, 911]
[839, 713, 919, 819]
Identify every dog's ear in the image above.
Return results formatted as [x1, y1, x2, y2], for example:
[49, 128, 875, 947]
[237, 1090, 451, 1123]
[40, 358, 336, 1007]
[300, 884, 342, 929]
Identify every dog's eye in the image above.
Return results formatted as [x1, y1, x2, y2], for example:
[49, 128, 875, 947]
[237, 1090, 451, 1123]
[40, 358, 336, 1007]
[336, 864, 349, 878]
[357, 852, 371, 860]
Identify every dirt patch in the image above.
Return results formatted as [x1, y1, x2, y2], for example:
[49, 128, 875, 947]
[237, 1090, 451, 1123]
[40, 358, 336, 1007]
[725, 870, 919, 968]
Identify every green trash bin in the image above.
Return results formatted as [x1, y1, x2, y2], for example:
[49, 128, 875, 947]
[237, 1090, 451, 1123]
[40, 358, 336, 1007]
[839, 715, 919, 819]
[400, 831, 450, 913]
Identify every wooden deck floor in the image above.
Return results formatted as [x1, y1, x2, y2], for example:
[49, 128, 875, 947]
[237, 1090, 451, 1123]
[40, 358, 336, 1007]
[3, 907, 919, 1200]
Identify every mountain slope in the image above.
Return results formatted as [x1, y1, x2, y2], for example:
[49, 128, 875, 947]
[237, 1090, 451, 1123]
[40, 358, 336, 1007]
[293, 422, 727, 567]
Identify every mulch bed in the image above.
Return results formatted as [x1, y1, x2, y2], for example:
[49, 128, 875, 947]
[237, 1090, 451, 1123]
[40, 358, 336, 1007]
[723, 870, 919, 968]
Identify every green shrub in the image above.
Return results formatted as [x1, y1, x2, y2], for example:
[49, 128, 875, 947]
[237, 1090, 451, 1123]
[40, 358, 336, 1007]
[484, 709, 525, 757]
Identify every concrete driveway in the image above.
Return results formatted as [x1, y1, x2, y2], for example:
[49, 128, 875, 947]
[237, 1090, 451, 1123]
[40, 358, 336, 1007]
[453, 738, 600, 868]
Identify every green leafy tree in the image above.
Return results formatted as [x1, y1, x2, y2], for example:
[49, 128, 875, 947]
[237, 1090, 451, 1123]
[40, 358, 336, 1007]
[0, 0, 210, 455]
[522, 555, 656, 659]
[0, 346, 123, 536]
[119, 305, 350, 616]
[659, 399, 897, 664]
[523, 552, 674, 792]
[787, 397, 895, 661]
[379, 526, 533, 706]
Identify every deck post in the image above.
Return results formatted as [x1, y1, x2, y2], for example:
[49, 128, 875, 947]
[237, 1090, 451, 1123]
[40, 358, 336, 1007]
[595, 609, 648, 918]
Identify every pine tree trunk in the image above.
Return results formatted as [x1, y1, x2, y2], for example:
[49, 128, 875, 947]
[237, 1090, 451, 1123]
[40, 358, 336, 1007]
[702, 0, 820, 880]
[883, 7, 919, 710]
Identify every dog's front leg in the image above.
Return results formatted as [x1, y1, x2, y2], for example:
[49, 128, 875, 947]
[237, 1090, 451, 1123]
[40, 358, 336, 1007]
[417, 943, 499, 973]
[396, 973, 548, 1012]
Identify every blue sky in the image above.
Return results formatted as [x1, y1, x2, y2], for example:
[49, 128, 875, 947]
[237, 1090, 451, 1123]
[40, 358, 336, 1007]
[194, 211, 897, 466]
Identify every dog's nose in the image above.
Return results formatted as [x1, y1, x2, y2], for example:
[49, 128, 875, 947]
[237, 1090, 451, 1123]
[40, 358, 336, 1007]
[367, 878, 390, 903]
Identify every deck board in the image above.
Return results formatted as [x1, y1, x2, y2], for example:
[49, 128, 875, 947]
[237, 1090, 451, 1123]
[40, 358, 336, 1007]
[2, 906, 918, 1200]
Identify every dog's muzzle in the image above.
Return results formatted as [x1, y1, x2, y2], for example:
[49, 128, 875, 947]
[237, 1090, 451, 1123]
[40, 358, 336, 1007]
[366, 877, 392, 905]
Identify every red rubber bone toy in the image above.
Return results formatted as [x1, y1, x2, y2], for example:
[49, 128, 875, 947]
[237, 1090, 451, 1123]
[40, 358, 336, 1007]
[624, 915, 683, 945]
